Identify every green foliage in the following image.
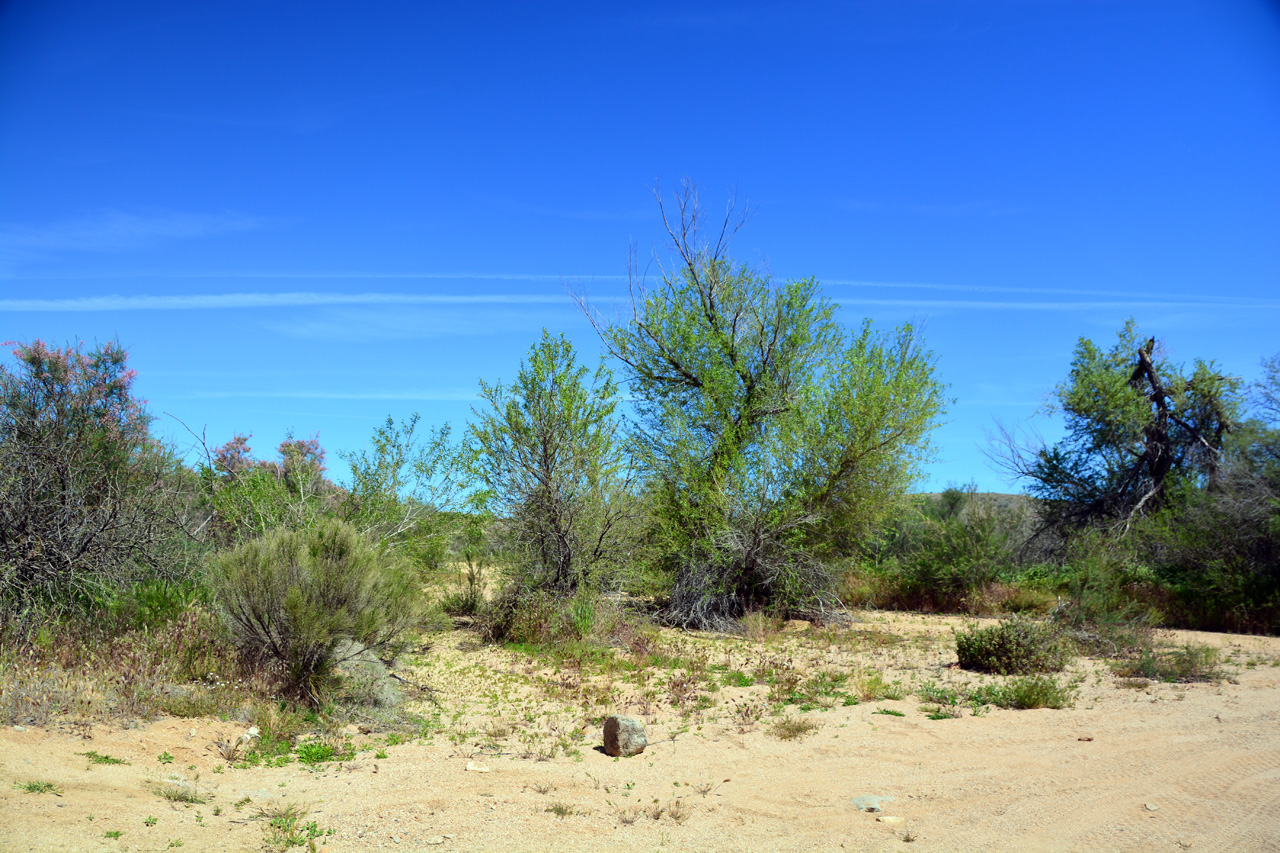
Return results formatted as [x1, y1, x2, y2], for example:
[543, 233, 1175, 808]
[205, 519, 419, 703]
[896, 489, 1021, 610]
[1001, 319, 1242, 531]
[0, 339, 196, 614]
[478, 586, 623, 648]
[588, 184, 945, 628]
[201, 434, 339, 542]
[955, 617, 1072, 675]
[340, 414, 467, 568]
[15, 780, 62, 794]
[470, 330, 633, 593]
[968, 675, 1076, 710]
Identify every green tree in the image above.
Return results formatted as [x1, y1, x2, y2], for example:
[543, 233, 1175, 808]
[579, 183, 946, 628]
[470, 330, 632, 592]
[0, 339, 192, 611]
[995, 319, 1242, 532]
[340, 415, 466, 568]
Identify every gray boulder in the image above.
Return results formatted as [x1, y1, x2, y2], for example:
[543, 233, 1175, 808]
[603, 714, 647, 757]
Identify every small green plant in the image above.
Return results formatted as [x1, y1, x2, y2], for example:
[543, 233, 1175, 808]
[721, 670, 754, 688]
[158, 751, 174, 764]
[167, 840, 184, 849]
[257, 802, 331, 850]
[104, 830, 124, 839]
[855, 671, 907, 701]
[144, 816, 158, 827]
[15, 780, 63, 794]
[79, 750, 129, 766]
[955, 617, 1071, 675]
[375, 749, 389, 760]
[873, 708, 905, 717]
[295, 739, 355, 765]
[545, 802, 576, 818]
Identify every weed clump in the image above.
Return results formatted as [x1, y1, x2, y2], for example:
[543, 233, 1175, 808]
[955, 617, 1071, 675]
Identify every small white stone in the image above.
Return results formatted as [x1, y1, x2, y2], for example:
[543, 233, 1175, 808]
[426, 836, 445, 845]
[465, 761, 490, 773]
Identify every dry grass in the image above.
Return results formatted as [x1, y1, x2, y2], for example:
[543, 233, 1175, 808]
[769, 716, 820, 741]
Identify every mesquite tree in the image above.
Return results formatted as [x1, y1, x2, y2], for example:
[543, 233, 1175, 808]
[578, 182, 947, 628]
[994, 319, 1242, 532]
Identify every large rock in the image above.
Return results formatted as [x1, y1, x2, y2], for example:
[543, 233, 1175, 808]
[603, 714, 647, 757]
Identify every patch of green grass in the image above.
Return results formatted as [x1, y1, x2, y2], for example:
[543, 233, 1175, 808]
[256, 802, 333, 850]
[294, 739, 355, 765]
[79, 750, 129, 766]
[872, 708, 905, 717]
[104, 830, 124, 839]
[720, 670, 754, 688]
[15, 780, 63, 794]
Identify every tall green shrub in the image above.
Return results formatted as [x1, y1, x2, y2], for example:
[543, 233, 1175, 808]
[205, 519, 418, 703]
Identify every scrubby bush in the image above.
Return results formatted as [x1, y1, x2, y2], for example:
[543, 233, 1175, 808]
[0, 339, 198, 615]
[955, 617, 1071, 675]
[205, 519, 418, 704]
[477, 584, 627, 650]
[969, 675, 1076, 710]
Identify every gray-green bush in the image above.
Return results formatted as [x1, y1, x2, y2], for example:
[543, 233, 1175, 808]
[205, 519, 418, 704]
[955, 617, 1071, 675]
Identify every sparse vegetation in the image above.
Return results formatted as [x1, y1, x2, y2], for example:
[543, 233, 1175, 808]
[15, 780, 63, 795]
[769, 716, 820, 740]
[955, 618, 1072, 675]
[1112, 643, 1223, 683]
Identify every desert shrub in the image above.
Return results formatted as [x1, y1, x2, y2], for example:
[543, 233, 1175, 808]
[969, 675, 1076, 710]
[955, 617, 1071, 675]
[582, 183, 945, 630]
[471, 332, 635, 595]
[478, 584, 631, 653]
[205, 519, 419, 704]
[1047, 533, 1161, 655]
[851, 488, 1031, 614]
[1111, 643, 1223, 683]
[1133, 464, 1280, 633]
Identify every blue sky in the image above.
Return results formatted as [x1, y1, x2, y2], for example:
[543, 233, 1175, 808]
[2, 0, 1278, 492]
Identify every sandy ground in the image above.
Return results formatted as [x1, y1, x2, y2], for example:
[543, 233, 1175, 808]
[2, 615, 1279, 853]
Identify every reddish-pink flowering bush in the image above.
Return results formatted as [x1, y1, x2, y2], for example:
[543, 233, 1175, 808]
[0, 339, 186, 612]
